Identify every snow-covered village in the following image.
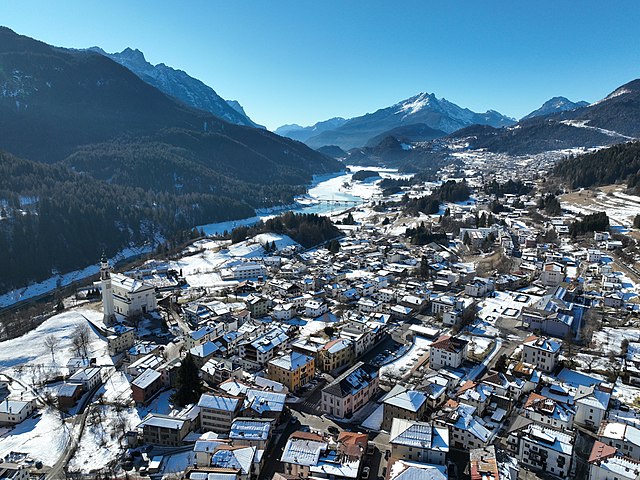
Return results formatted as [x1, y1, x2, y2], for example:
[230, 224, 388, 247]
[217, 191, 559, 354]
[2, 4, 640, 480]
[2, 148, 640, 480]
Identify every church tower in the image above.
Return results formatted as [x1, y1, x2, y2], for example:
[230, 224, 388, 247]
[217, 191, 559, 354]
[100, 254, 116, 326]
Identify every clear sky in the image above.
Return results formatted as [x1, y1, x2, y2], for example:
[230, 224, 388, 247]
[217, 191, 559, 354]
[2, 1, 639, 130]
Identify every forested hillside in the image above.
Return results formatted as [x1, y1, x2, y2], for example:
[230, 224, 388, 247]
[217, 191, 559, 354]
[0, 152, 254, 292]
[553, 141, 640, 190]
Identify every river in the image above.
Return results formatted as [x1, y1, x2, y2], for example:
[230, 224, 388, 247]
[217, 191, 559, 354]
[198, 165, 406, 236]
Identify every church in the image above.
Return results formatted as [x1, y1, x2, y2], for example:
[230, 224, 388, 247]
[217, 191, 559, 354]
[100, 256, 157, 325]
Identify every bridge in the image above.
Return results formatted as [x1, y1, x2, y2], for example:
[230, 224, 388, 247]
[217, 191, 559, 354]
[309, 197, 367, 206]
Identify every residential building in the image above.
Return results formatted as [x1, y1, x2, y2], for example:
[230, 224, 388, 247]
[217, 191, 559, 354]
[131, 368, 163, 405]
[198, 393, 242, 434]
[389, 418, 449, 465]
[267, 351, 315, 392]
[320, 338, 354, 373]
[430, 335, 468, 370]
[382, 388, 428, 431]
[321, 362, 379, 419]
[508, 422, 574, 478]
[522, 336, 562, 373]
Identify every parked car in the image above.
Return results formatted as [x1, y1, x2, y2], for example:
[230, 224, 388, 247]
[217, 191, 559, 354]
[362, 466, 370, 479]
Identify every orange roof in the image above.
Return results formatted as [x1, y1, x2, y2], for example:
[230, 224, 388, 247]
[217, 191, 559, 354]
[290, 431, 324, 442]
[524, 392, 546, 408]
[588, 440, 617, 464]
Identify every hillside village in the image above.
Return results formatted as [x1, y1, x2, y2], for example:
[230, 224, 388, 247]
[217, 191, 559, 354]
[1, 160, 640, 480]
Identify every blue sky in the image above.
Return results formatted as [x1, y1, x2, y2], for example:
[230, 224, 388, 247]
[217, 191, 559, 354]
[2, 1, 639, 130]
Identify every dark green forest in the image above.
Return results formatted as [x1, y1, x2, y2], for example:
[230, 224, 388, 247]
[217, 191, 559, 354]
[0, 152, 254, 291]
[229, 212, 342, 249]
[553, 141, 640, 190]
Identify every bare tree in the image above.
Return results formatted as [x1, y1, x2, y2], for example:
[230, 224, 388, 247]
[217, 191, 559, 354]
[43, 334, 60, 363]
[71, 323, 91, 358]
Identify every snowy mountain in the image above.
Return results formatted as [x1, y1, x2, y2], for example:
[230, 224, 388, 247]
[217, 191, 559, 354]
[522, 96, 589, 120]
[275, 117, 347, 142]
[449, 79, 640, 155]
[302, 92, 515, 150]
[90, 47, 264, 128]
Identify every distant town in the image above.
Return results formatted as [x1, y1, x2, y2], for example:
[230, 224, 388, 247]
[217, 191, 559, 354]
[2, 152, 640, 480]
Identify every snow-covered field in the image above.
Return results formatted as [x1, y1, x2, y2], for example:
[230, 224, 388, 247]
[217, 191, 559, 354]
[562, 188, 640, 228]
[0, 407, 71, 467]
[593, 327, 640, 355]
[0, 308, 117, 467]
[0, 308, 110, 373]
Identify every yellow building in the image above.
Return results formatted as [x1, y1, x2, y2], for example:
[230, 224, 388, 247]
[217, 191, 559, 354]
[267, 352, 315, 392]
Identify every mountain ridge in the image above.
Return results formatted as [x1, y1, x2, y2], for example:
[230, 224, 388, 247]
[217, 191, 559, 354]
[301, 92, 515, 150]
[89, 46, 264, 129]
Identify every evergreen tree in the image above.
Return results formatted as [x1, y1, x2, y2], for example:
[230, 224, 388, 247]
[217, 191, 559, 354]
[172, 353, 202, 407]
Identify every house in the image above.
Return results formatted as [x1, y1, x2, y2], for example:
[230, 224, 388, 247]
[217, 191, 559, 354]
[238, 327, 289, 369]
[131, 368, 163, 405]
[241, 389, 286, 422]
[429, 335, 468, 370]
[56, 383, 83, 411]
[387, 460, 447, 480]
[280, 431, 328, 478]
[0, 463, 28, 480]
[523, 392, 575, 430]
[267, 351, 315, 392]
[305, 299, 328, 318]
[207, 445, 260, 479]
[598, 422, 640, 461]
[436, 403, 491, 450]
[138, 413, 192, 447]
[68, 367, 102, 391]
[508, 421, 574, 478]
[321, 362, 379, 419]
[381, 388, 428, 431]
[229, 418, 273, 449]
[0, 399, 36, 426]
[198, 393, 242, 434]
[588, 440, 640, 480]
[470, 446, 502, 480]
[201, 358, 243, 386]
[320, 338, 354, 373]
[389, 418, 449, 465]
[522, 336, 561, 373]
[106, 324, 135, 356]
[540, 262, 565, 287]
[465, 278, 495, 298]
[189, 341, 222, 368]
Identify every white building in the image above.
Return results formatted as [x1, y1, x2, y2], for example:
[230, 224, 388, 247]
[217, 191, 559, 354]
[304, 300, 328, 318]
[429, 335, 468, 370]
[389, 418, 449, 465]
[522, 336, 561, 373]
[0, 399, 36, 426]
[221, 262, 266, 280]
[598, 422, 640, 461]
[509, 422, 574, 478]
[101, 259, 157, 320]
[588, 440, 640, 480]
[540, 262, 565, 287]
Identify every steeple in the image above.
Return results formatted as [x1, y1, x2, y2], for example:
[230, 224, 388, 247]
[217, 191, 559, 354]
[100, 254, 116, 326]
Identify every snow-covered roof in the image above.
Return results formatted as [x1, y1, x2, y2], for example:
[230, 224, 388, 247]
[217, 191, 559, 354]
[198, 394, 240, 412]
[389, 418, 449, 452]
[384, 389, 427, 412]
[268, 351, 313, 371]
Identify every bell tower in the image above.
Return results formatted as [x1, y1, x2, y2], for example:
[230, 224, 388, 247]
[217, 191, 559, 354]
[100, 254, 116, 325]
